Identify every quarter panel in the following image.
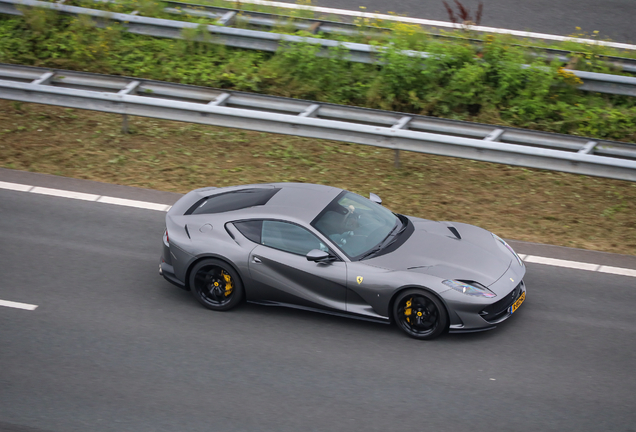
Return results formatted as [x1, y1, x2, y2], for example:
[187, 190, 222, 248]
[169, 215, 255, 287]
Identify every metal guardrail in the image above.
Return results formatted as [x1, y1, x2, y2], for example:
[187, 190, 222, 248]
[158, 0, 636, 75]
[2, 0, 636, 97]
[1, 63, 635, 182]
[224, 0, 636, 52]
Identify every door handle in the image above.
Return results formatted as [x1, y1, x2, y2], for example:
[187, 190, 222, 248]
[253, 257, 262, 263]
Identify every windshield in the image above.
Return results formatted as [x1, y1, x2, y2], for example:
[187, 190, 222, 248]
[311, 191, 399, 260]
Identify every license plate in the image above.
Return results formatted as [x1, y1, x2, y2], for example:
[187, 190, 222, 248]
[509, 291, 525, 314]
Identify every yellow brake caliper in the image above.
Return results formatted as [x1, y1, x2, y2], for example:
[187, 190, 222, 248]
[404, 299, 412, 323]
[222, 271, 233, 297]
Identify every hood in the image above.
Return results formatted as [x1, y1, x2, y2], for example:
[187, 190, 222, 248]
[364, 218, 511, 287]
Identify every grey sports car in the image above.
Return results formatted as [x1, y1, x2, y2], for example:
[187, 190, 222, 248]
[159, 183, 526, 340]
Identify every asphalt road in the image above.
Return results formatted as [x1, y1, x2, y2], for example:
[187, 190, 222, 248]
[1, 173, 636, 432]
[275, 0, 636, 44]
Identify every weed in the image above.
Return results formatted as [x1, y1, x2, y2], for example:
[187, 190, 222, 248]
[442, 0, 483, 28]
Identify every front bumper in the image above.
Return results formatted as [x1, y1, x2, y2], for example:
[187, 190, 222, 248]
[447, 280, 526, 333]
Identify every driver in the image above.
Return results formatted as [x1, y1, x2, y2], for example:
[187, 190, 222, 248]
[314, 204, 357, 246]
[343, 204, 358, 231]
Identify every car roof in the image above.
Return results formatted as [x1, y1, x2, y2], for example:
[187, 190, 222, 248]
[173, 183, 344, 224]
[244, 183, 343, 222]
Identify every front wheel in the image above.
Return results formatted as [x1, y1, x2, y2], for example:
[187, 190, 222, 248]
[189, 258, 244, 311]
[393, 289, 448, 340]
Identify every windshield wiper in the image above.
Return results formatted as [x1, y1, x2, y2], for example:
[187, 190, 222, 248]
[385, 215, 408, 246]
[359, 216, 410, 261]
[358, 244, 385, 260]
[358, 218, 405, 260]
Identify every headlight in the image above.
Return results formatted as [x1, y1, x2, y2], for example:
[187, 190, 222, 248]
[492, 233, 523, 266]
[442, 280, 496, 298]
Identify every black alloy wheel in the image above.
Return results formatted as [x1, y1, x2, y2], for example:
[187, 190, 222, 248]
[393, 289, 448, 340]
[189, 258, 244, 311]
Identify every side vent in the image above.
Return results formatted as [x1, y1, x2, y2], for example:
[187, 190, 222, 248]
[184, 225, 191, 239]
[447, 226, 461, 240]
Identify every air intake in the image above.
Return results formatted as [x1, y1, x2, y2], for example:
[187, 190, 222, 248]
[447, 226, 461, 240]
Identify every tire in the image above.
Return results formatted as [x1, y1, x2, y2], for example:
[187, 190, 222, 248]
[393, 289, 448, 340]
[189, 258, 244, 311]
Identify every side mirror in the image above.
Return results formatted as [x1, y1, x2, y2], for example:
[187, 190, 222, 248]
[306, 249, 335, 262]
[369, 193, 382, 205]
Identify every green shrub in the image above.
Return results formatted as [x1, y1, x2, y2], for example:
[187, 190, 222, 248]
[0, 10, 635, 142]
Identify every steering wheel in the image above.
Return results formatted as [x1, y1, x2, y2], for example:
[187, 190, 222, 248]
[343, 205, 358, 232]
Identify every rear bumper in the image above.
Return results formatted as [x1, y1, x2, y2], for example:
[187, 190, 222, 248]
[159, 258, 187, 290]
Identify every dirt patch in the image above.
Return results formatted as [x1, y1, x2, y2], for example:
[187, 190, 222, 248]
[1, 100, 635, 256]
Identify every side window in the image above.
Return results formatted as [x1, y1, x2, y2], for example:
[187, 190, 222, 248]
[234, 220, 263, 243]
[261, 220, 327, 256]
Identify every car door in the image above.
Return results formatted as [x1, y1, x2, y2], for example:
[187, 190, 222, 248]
[247, 220, 347, 312]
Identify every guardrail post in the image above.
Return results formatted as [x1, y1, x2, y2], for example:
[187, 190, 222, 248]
[299, 104, 320, 118]
[117, 81, 141, 134]
[578, 141, 597, 154]
[218, 11, 236, 26]
[391, 116, 413, 169]
[209, 93, 231, 106]
[484, 128, 505, 142]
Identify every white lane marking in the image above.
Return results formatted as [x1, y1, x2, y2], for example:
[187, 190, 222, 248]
[0, 181, 33, 192]
[233, 0, 636, 50]
[2, 180, 636, 278]
[0, 181, 171, 212]
[0, 299, 38, 310]
[30, 186, 100, 201]
[524, 255, 601, 271]
[97, 196, 171, 211]
[597, 266, 636, 278]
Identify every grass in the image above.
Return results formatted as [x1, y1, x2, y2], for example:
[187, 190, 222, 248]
[1, 99, 635, 256]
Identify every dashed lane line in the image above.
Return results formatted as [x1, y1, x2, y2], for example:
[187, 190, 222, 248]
[515, 256, 636, 278]
[598, 265, 636, 278]
[0, 181, 172, 212]
[1, 180, 635, 278]
[0, 299, 38, 311]
[0, 181, 33, 192]
[521, 255, 601, 271]
[96, 195, 172, 211]
[31, 186, 100, 202]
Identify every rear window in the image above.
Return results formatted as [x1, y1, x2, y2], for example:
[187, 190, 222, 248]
[185, 188, 280, 215]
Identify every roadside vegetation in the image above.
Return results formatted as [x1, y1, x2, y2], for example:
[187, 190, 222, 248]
[74, 0, 636, 62]
[1, 3, 636, 142]
[1, 100, 635, 256]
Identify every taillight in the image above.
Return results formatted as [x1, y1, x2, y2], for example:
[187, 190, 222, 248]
[163, 228, 169, 246]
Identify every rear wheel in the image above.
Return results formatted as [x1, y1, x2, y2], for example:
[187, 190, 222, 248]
[393, 289, 448, 340]
[189, 259, 243, 311]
